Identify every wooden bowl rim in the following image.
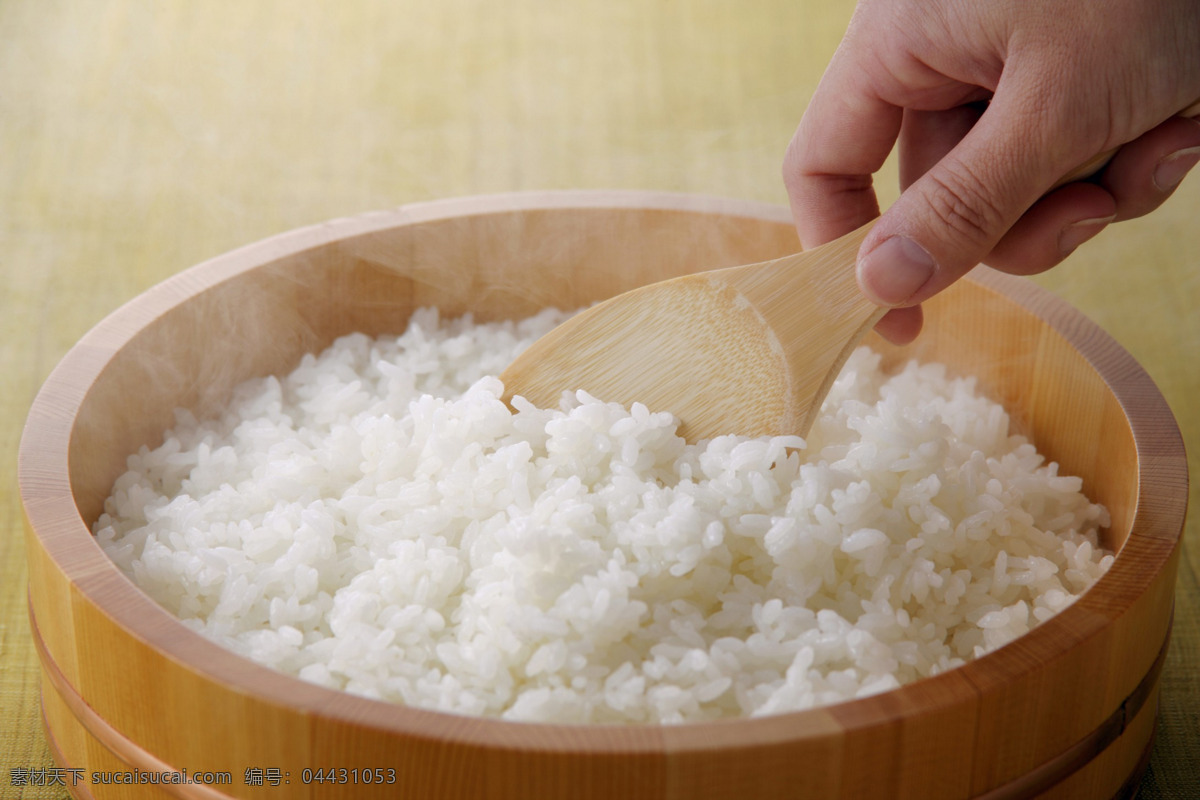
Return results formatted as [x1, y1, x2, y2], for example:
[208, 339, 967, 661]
[19, 190, 1188, 753]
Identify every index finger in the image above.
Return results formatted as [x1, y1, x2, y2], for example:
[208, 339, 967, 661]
[782, 44, 904, 249]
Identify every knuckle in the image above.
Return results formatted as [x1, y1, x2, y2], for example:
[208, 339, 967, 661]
[781, 133, 875, 200]
[781, 136, 805, 190]
[920, 163, 1006, 249]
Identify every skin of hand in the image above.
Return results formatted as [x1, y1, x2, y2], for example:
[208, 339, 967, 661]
[783, 0, 1200, 343]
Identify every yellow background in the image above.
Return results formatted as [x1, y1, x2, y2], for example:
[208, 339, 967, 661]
[2, 2, 1196, 797]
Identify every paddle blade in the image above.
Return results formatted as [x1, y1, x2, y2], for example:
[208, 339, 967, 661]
[499, 274, 797, 442]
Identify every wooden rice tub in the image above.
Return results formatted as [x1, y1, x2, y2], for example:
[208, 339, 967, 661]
[19, 192, 1187, 799]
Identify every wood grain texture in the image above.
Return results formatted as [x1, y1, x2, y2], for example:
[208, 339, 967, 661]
[17, 196, 1187, 798]
[2, 1, 1198, 798]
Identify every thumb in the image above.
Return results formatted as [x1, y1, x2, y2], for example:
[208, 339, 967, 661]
[857, 93, 1079, 307]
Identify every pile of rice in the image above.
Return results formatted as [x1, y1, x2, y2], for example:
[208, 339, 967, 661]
[95, 308, 1112, 724]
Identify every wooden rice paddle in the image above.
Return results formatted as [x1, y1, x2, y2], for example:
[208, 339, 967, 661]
[501, 101, 1200, 443]
[501, 224, 881, 442]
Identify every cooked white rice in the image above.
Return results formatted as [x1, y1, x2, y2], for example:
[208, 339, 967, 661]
[95, 308, 1112, 724]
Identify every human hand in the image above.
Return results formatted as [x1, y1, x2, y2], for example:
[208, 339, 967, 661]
[783, 0, 1200, 343]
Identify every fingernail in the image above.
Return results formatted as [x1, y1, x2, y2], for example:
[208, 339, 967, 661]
[857, 236, 936, 306]
[1153, 146, 1200, 191]
[1058, 216, 1114, 256]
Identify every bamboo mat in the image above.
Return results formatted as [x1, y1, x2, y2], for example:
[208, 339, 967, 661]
[2, 2, 1196, 798]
